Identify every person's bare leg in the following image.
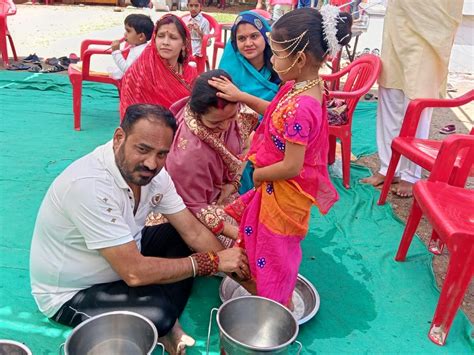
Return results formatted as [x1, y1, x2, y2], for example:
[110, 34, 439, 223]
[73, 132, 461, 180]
[360, 172, 399, 186]
[391, 180, 413, 198]
[158, 320, 195, 355]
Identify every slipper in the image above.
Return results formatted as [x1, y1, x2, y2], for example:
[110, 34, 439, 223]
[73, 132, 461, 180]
[40, 64, 66, 73]
[23, 53, 41, 63]
[28, 64, 42, 72]
[7, 63, 31, 71]
[439, 124, 456, 135]
[45, 57, 59, 66]
[364, 93, 374, 100]
[59, 57, 72, 67]
[371, 48, 380, 56]
[69, 53, 80, 63]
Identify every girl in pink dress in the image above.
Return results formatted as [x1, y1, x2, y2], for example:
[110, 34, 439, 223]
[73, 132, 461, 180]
[211, 7, 352, 306]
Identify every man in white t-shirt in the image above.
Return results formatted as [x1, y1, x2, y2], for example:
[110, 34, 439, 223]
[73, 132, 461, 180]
[30, 104, 249, 354]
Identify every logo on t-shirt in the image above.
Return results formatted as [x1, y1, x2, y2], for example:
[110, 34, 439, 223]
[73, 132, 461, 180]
[150, 193, 163, 207]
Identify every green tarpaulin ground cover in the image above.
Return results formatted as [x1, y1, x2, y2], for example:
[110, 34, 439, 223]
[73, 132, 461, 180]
[0, 72, 472, 354]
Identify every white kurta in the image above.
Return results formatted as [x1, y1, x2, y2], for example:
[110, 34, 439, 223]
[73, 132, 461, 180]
[376, 0, 463, 182]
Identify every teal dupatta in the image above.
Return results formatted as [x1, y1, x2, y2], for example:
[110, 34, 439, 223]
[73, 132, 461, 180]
[219, 11, 280, 193]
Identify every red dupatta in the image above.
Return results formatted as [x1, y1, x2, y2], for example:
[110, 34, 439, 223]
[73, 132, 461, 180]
[119, 14, 198, 118]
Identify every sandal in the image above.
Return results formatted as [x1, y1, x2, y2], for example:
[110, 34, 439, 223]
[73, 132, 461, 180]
[69, 53, 80, 63]
[439, 124, 456, 135]
[7, 63, 31, 71]
[28, 64, 42, 72]
[40, 64, 67, 73]
[45, 57, 59, 66]
[371, 48, 380, 56]
[59, 57, 71, 67]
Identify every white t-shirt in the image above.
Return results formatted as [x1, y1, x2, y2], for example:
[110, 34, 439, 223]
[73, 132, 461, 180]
[30, 141, 186, 317]
[110, 42, 148, 80]
[185, 13, 210, 57]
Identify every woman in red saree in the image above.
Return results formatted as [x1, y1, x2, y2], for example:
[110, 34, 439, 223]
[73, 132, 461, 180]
[162, 70, 258, 247]
[120, 14, 198, 118]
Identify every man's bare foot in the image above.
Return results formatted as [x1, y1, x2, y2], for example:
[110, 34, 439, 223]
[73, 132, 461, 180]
[360, 172, 400, 187]
[158, 320, 195, 355]
[391, 180, 413, 198]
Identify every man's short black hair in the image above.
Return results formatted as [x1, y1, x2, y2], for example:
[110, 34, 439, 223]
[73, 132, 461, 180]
[124, 14, 154, 41]
[121, 104, 177, 135]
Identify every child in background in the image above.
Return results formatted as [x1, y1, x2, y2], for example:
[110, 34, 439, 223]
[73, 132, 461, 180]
[297, 0, 317, 9]
[110, 14, 154, 80]
[268, 0, 297, 22]
[185, 0, 210, 58]
[211, 7, 352, 307]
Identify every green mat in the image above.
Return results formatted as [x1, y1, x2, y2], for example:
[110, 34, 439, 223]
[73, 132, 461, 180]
[0, 72, 472, 354]
[351, 101, 377, 157]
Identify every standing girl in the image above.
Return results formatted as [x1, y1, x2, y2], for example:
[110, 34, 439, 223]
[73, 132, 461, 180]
[210, 7, 352, 306]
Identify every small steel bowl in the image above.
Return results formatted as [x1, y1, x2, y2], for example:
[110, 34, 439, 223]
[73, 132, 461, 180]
[219, 274, 320, 325]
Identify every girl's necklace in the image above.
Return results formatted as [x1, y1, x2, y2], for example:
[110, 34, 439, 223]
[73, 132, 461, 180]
[275, 78, 323, 112]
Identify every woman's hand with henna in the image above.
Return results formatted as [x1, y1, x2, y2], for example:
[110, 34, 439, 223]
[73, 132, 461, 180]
[216, 183, 236, 205]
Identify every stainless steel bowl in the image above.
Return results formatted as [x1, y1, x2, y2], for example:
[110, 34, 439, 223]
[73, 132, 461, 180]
[219, 274, 320, 325]
[217, 296, 299, 354]
[0, 340, 32, 355]
[64, 311, 158, 355]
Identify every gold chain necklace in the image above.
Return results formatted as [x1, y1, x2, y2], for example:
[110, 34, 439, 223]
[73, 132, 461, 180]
[275, 78, 323, 112]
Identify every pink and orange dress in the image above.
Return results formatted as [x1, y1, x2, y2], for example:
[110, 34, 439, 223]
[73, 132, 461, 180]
[226, 82, 339, 305]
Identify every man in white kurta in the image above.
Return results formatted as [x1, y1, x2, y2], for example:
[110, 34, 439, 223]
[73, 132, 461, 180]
[361, 0, 463, 196]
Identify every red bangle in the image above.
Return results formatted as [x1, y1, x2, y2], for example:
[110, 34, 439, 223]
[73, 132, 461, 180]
[211, 221, 224, 236]
[208, 251, 219, 274]
[192, 252, 219, 276]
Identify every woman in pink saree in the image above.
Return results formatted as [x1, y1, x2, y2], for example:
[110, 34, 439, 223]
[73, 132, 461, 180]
[163, 70, 259, 246]
[120, 14, 198, 118]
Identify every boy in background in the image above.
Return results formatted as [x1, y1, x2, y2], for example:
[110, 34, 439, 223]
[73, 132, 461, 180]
[185, 0, 210, 58]
[110, 14, 154, 80]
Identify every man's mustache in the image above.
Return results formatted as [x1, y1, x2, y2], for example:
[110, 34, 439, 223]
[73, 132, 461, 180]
[135, 166, 157, 174]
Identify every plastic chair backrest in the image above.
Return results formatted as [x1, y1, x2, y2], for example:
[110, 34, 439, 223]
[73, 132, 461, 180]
[340, 55, 381, 123]
[201, 13, 221, 42]
[429, 134, 474, 184]
[0, 0, 15, 15]
[399, 90, 474, 138]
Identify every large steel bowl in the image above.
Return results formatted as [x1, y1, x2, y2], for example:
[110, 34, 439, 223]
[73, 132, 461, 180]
[219, 274, 320, 325]
[64, 311, 158, 355]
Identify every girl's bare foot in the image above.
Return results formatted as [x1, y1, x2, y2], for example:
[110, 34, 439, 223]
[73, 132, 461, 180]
[391, 180, 413, 198]
[360, 172, 399, 187]
[158, 320, 195, 355]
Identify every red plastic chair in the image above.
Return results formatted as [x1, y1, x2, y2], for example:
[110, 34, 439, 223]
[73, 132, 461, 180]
[394, 134, 474, 346]
[0, 0, 17, 67]
[321, 54, 381, 188]
[181, 13, 222, 74]
[68, 39, 128, 131]
[378, 90, 474, 205]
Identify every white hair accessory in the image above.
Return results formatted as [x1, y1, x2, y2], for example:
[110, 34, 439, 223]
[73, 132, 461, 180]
[320, 4, 345, 57]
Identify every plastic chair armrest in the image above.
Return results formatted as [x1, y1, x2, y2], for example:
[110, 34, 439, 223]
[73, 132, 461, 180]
[81, 48, 114, 76]
[79, 39, 121, 57]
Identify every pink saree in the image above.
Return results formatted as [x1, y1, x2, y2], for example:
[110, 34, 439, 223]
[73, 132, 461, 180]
[226, 82, 339, 305]
[119, 15, 198, 118]
[165, 97, 258, 243]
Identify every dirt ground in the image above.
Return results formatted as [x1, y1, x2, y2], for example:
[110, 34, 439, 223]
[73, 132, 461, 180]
[3, 2, 473, 325]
